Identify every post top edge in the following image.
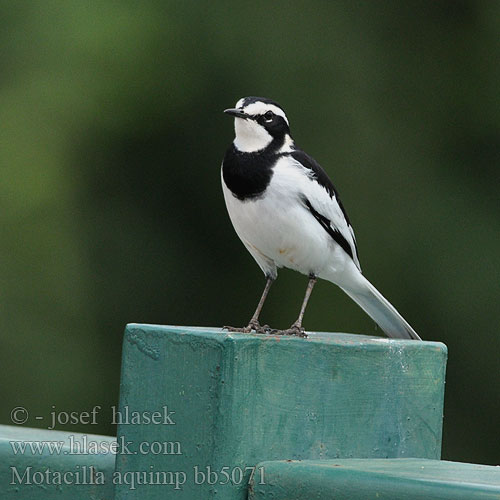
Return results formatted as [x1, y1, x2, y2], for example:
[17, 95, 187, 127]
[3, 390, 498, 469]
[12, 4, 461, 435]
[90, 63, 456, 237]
[124, 323, 446, 350]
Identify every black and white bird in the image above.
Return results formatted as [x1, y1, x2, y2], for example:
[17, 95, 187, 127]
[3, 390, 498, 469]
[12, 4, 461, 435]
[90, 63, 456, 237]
[221, 96, 421, 340]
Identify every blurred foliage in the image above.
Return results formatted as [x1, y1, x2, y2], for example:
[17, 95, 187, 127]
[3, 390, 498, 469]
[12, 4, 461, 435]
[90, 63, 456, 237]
[0, 0, 499, 465]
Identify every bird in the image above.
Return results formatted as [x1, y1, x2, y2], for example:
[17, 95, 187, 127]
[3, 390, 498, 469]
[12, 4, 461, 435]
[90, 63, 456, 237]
[221, 96, 421, 340]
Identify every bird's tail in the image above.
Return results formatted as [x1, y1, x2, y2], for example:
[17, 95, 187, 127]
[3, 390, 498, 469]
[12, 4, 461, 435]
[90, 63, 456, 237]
[338, 273, 421, 340]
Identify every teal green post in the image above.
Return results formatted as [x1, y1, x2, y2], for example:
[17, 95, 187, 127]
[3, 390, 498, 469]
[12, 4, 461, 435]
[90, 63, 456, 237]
[114, 324, 447, 499]
[248, 458, 500, 499]
[0, 425, 116, 499]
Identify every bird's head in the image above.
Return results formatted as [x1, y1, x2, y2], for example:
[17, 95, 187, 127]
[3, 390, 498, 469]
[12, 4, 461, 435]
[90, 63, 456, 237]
[224, 96, 293, 153]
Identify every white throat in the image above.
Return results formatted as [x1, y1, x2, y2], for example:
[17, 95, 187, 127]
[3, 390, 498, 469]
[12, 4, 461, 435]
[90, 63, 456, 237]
[279, 134, 295, 153]
[233, 117, 273, 153]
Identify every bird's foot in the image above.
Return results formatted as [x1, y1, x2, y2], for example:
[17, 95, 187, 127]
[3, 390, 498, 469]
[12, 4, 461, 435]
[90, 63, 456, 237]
[255, 324, 273, 334]
[223, 320, 272, 334]
[271, 323, 308, 338]
[223, 325, 249, 333]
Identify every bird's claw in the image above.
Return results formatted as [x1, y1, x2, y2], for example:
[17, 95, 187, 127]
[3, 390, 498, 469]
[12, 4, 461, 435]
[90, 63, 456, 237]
[223, 321, 273, 334]
[253, 324, 274, 334]
[247, 319, 262, 332]
[270, 324, 308, 338]
[223, 322, 307, 337]
[223, 325, 250, 333]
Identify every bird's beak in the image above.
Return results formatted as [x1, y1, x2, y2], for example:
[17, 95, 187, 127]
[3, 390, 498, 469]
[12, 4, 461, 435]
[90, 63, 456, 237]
[224, 108, 249, 119]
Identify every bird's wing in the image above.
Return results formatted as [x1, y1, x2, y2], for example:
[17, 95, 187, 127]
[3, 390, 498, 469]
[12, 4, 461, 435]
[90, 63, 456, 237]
[287, 150, 361, 271]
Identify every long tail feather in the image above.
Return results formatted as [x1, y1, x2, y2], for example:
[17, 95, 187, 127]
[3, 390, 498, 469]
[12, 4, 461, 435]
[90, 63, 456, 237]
[338, 274, 421, 340]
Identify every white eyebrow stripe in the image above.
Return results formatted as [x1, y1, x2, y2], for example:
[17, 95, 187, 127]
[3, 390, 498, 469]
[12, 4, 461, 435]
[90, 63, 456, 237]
[242, 102, 289, 125]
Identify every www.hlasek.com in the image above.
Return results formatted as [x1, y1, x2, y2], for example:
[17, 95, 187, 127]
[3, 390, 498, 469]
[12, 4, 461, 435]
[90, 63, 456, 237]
[10, 435, 181, 456]
[10, 465, 266, 490]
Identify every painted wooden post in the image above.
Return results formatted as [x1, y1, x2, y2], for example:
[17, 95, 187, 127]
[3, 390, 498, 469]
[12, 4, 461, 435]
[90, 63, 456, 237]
[113, 324, 447, 499]
[248, 458, 500, 499]
[0, 425, 115, 499]
[3, 324, 500, 498]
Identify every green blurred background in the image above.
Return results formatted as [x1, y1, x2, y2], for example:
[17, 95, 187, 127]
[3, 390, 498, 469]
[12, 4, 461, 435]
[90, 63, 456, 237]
[1, 1, 499, 465]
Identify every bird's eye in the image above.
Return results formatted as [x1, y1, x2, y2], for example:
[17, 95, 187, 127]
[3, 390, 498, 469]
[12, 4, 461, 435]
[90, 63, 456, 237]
[264, 111, 274, 121]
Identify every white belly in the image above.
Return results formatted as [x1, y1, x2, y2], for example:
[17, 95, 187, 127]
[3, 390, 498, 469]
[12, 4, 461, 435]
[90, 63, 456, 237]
[221, 161, 352, 281]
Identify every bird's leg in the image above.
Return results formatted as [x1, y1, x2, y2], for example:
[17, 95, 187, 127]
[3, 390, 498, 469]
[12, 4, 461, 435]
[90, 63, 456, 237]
[223, 276, 274, 333]
[276, 275, 317, 337]
[246, 275, 274, 332]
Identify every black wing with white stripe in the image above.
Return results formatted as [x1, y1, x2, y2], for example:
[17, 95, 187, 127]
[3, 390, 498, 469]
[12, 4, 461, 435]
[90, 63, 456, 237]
[286, 149, 360, 269]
